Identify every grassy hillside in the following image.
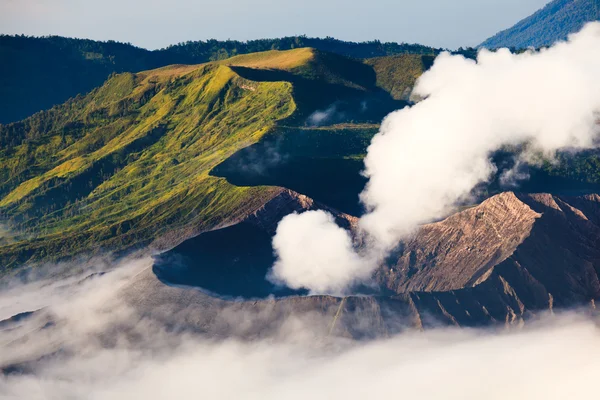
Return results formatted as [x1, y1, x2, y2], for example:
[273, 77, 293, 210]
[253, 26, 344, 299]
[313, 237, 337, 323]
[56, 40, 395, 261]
[0, 48, 413, 272]
[480, 0, 600, 49]
[0, 35, 439, 124]
[365, 55, 435, 100]
[0, 53, 303, 271]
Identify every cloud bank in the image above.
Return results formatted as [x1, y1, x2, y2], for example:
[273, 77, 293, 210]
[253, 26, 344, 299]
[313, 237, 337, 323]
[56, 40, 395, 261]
[1, 260, 600, 399]
[272, 22, 600, 294]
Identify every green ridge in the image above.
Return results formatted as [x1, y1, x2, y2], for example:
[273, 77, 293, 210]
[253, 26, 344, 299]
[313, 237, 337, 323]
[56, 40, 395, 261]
[0, 35, 439, 124]
[0, 55, 302, 271]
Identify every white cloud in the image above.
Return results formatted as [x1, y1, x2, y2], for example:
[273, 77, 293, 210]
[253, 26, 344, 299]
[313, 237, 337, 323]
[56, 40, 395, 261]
[361, 22, 600, 247]
[269, 211, 369, 295]
[1, 260, 600, 400]
[307, 104, 339, 126]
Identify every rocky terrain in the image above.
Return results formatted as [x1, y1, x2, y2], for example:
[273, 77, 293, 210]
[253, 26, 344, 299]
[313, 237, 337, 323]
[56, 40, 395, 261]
[376, 192, 600, 324]
[133, 191, 600, 336]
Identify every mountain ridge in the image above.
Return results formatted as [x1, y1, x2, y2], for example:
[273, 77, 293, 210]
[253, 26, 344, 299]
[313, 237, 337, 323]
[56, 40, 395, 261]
[0, 55, 298, 271]
[0, 34, 439, 124]
[481, 0, 600, 49]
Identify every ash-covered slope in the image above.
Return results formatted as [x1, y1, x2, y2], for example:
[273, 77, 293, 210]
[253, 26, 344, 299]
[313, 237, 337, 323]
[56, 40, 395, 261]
[375, 192, 600, 326]
[134, 191, 600, 336]
[377, 192, 541, 293]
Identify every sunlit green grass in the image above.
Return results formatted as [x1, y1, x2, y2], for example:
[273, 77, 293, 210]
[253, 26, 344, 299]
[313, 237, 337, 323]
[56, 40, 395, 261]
[0, 56, 299, 271]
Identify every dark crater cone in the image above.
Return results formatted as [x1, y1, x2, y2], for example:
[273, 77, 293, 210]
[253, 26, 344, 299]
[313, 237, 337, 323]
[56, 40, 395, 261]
[152, 222, 305, 299]
[151, 189, 356, 299]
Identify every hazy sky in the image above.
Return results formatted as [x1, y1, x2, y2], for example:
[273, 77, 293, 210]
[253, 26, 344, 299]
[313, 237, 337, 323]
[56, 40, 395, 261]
[1, 0, 549, 49]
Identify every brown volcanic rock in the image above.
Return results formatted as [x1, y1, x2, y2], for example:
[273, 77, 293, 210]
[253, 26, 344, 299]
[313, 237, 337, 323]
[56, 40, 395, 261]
[244, 188, 358, 234]
[373, 191, 600, 327]
[118, 266, 420, 340]
[376, 192, 541, 293]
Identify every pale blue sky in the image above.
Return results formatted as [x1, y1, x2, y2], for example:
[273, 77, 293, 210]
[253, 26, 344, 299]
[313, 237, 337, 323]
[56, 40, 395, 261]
[1, 0, 549, 49]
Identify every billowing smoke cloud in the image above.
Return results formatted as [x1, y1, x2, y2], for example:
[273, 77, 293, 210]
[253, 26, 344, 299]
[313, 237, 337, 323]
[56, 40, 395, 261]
[2, 259, 600, 399]
[269, 211, 369, 294]
[272, 22, 600, 294]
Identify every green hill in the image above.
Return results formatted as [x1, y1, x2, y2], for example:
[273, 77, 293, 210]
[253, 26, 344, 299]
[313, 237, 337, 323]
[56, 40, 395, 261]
[480, 0, 600, 49]
[365, 54, 435, 100]
[0, 35, 439, 125]
[0, 48, 412, 272]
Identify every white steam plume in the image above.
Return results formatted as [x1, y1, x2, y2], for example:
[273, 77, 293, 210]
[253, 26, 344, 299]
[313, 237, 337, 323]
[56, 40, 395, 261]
[269, 211, 369, 294]
[272, 22, 600, 293]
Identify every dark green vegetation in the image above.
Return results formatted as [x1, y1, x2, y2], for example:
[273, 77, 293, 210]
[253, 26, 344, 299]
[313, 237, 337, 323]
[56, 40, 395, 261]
[538, 151, 600, 192]
[474, 150, 600, 201]
[0, 48, 418, 272]
[166, 36, 439, 63]
[216, 132, 600, 219]
[0, 36, 161, 125]
[480, 0, 600, 49]
[0, 34, 439, 124]
[212, 125, 377, 216]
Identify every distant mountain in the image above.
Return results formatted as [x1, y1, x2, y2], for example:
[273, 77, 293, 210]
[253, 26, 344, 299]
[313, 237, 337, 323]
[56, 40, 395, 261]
[480, 0, 600, 49]
[0, 36, 164, 125]
[0, 35, 439, 124]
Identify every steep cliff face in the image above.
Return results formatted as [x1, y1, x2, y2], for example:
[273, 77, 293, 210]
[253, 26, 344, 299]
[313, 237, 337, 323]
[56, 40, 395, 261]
[376, 192, 541, 293]
[373, 192, 600, 327]
[243, 188, 358, 235]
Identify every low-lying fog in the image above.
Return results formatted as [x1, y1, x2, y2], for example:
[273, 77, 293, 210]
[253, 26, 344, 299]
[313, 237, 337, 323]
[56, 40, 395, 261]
[1, 257, 598, 399]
